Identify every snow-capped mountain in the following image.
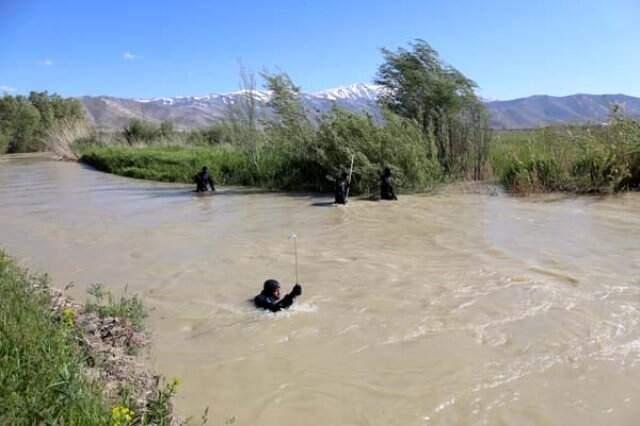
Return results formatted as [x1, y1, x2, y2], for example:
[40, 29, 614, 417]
[81, 83, 383, 130]
[312, 83, 382, 101]
[80, 84, 640, 130]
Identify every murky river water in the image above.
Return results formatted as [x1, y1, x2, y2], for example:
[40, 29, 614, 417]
[1, 155, 640, 425]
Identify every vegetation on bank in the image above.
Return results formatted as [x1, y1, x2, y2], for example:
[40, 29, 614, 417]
[0, 91, 85, 154]
[80, 108, 444, 194]
[0, 252, 107, 424]
[77, 40, 490, 194]
[491, 117, 640, 193]
[0, 250, 183, 425]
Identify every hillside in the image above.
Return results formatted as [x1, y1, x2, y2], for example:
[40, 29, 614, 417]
[79, 86, 640, 130]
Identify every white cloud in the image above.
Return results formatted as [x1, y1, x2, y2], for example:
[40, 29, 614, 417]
[40, 59, 54, 66]
[0, 85, 16, 93]
[122, 51, 138, 60]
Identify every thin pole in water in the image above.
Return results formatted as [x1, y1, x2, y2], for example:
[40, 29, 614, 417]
[289, 233, 299, 283]
[345, 154, 355, 202]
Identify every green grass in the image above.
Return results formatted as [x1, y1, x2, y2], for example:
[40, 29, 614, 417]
[80, 144, 256, 186]
[490, 119, 640, 193]
[85, 284, 147, 332]
[0, 251, 184, 426]
[0, 250, 111, 425]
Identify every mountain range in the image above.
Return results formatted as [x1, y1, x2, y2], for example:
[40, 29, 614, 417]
[79, 84, 640, 130]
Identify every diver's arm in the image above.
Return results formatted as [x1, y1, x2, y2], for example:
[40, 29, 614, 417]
[254, 285, 301, 312]
[274, 284, 302, 310]
[275, 293, 295, 310]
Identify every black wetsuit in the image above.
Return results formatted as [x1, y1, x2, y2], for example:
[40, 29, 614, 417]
[194, 170, 215, 192]
[380, 174, 397, 200]
[253, 292, 297, 313]
[334, 178, 349, 204]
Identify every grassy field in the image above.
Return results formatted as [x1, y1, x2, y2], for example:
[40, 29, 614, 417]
[490, 118, 640, 193]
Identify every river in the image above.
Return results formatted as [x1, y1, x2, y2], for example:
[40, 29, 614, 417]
[1, 155, 640, 425]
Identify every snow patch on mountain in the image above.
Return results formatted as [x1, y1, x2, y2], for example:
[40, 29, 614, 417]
[313, 83, 382, 101]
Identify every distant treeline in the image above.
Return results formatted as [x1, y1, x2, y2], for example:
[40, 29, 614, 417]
[0, 92, 84, 154]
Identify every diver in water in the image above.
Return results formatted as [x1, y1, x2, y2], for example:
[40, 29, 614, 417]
[334, 171, 350, 205]
[254, 279, 302, 312]
[380, 167, 398, 200]
[194, 166, 215, 192]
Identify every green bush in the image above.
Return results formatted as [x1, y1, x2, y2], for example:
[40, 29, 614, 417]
[491, 119, 640, 193]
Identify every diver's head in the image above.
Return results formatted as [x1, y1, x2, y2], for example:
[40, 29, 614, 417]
[341, 171, 348, 179]
[202, 166, 208, 172]
[383, 167, 391, 177]
[262, 279, 281, 298]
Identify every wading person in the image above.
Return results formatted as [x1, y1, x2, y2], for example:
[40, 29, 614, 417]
[334, 171, 350, 205]
[194, 166, 215, 192]
[254, 279, 302, 312]
[380, 167, 398, 200]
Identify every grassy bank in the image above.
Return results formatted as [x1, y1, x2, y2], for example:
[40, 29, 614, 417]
[81, 145, 256, 186]
[0, 251, 109, 424]
[0, 250, 180, 425]
[491, 118, 640, 193]
[79, 109, 446, 194]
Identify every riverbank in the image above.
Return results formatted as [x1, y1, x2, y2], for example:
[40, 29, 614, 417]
[491, 118, 640, 193]
[77, 118, 640, 196]
[0, 250, 182, 425]
[78, 142, 442, 195]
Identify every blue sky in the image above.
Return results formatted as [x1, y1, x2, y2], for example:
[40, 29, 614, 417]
[1, 0, 639, 100]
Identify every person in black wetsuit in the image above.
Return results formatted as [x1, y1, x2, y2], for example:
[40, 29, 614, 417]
[254, 279, 302, 312]
[334, 171, 350, 205]
[194, 166, 215, 192]
[380, 167, 398, 200]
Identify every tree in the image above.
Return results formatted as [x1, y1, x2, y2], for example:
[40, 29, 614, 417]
[123, 119, 160, 144]
[0, 92, 86, 154]
[261, 71, 312, 147]
[159, 121, 174, 138]
[0, 96, 43, 153]
[376, 39, 489, 176]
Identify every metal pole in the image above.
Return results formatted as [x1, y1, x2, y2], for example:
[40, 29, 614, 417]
[345, 154, 355, 201]
[289, 234, 299, 283]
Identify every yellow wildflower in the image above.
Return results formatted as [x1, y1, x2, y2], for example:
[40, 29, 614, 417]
[111, 405, 134, 426]
[62, 307, 76, 327]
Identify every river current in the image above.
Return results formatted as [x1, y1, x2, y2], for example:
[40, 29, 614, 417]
[1, 155, 640, 425]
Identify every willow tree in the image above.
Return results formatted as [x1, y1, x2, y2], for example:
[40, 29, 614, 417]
[260, 71, 314, 151]
[376, 39, 490, 177]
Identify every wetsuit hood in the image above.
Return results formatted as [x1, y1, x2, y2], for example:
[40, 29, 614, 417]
[261, 279, 280, 297]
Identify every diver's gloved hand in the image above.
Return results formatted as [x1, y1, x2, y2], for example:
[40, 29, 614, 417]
[291, 283, 302, 297]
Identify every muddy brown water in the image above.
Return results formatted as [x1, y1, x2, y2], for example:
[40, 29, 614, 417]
[1, 155, 640, 425]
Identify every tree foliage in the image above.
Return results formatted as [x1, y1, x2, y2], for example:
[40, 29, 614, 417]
[123, 119, 175, 145]
[376, 39, 491, 177]
[0, 92, 84, 154]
